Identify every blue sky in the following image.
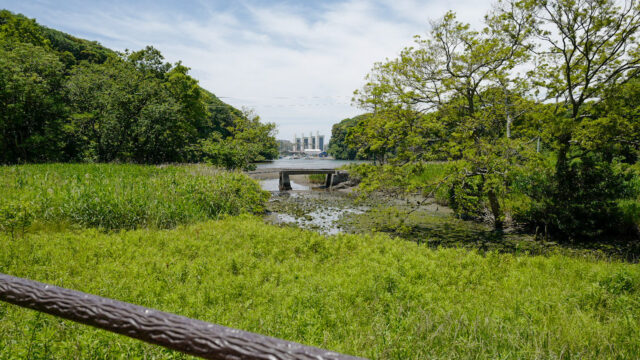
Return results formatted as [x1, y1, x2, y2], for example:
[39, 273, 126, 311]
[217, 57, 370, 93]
[1, 0, 493, 140]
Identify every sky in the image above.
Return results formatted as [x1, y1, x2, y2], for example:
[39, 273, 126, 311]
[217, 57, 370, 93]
[1, 0, 494, 141]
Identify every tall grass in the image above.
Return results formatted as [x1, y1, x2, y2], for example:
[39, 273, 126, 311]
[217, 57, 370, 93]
[0, 216, 638, 359]
[619, 164, 640, 231]
[0, 164, 268, 231]
[308, 173, 327, 184]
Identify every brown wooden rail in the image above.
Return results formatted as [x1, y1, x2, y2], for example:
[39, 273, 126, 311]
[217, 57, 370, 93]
[0, 273, 365, 360]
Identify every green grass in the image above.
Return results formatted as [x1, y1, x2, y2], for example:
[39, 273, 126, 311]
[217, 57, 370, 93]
[1, 163, 639, 358]
[1, 216, 639, 359]
[621, 164, 640, 230]
[407, 162, 449, 186]
[0, 164, 268, 232]
[407, 162, 450, 204]
[308, 173, 327, 184]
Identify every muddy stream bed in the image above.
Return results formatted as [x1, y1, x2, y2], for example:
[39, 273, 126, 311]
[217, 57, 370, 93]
[249, 170, 639, 259]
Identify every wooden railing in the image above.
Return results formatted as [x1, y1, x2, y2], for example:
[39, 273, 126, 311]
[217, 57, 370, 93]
[0, 273, 365, 360]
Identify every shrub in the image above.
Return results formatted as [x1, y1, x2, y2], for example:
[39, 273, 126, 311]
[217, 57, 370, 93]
[512, 150, 637, 240]
[0, 201, 33, 238]
[1, 217, 639, 359]
[0, 164, 269, 231]
[308, 174, 326, 184]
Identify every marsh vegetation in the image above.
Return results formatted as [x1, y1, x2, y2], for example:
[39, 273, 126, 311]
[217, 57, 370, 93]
[2, 213, 640, 359]
[1, 0, 640, 358]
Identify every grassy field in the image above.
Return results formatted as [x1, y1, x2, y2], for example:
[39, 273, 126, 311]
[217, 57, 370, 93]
[0, 164, 268, 232]
[1, 164, 639, 359]
[1, 216, 639, 359]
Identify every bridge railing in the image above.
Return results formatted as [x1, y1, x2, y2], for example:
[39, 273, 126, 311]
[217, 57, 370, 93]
[0, 273, 365, 360]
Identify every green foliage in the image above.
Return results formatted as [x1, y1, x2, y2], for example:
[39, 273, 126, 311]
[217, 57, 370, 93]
[196, 134, 261, 171]
[1, 216, 639, 358]
[583, 77, 640, 163]
[619, 198, 640, 235]
[307, 174, 326, 184]
[327, 116, 365, 160]
[64, 51, 197, 163]
[517, 0, 640, 121]
[0, 9, 114, 64]
[350, 11, 536, 228]
[41, 27, 115, 65]
[193, 109, 278, 171]
[0, 10, 278, 168]
[348, 162, 451, 206]
[345, 112, 416, 164]
[0, 41, 67, 163]
[511, 0, 640, 240]
[348, 1, 640, 238]
[202, 90, 244, 135]
[0, 164, 268, 231]
[0, 201, 33, 238]
[506, 73, 640, 239]
[0, 10, 49, 47]
[512, 150, 637, 238]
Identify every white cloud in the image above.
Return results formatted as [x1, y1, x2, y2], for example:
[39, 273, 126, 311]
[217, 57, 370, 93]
[3, 0, 494, 140]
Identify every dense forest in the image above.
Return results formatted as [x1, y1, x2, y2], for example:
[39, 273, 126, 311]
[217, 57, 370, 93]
[0, 10, 278, 169]
[342, 0, 640, 241]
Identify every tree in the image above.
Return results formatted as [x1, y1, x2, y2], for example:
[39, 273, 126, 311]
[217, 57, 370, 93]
[353, 10, 532, 228]
[514, 0, 640, 121]
[0, 10, 49, 48]
[127, 46, 172, 78]
[327, 116, 363, 160]
[576, 75, 640, 163]
[0, 9, 287, 168]
[0, 41, 67, 163]
[195, 108, 278, 170]
[497, 0, 640, 238]
[65, 47, 221, 163]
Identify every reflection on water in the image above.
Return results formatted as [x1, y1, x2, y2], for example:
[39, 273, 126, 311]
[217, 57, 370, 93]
[265, 191, 368, 235]
[269, 207, 366, 235]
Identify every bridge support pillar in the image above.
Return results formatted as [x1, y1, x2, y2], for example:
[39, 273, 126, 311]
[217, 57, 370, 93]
[279, 172, 292, 191]
[324, 173, 333, 189]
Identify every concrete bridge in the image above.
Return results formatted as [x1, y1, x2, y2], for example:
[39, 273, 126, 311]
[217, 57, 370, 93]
[279, 169, 349, 191]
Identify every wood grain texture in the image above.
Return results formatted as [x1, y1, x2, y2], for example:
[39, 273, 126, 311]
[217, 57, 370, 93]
[0, 273, 365, 360]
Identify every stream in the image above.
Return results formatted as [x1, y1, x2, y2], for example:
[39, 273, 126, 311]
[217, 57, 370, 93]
[252, 159, 370, 234]
[250, 160, 530, 247]
[263, 191, 368, 235]
[249, 159, 636, 259]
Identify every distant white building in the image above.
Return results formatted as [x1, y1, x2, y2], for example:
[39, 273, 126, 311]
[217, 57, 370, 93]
[292, 131, 325, 153]
[303, 149, 322, 156]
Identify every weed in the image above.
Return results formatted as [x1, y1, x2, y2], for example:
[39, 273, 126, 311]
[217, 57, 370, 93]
[0, 164, 268, 231]
[1, 217, 639, 359]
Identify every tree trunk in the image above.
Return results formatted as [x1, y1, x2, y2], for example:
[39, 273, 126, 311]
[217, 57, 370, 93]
[487, 189, 503, 230]
[555, 135, 571, 193]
